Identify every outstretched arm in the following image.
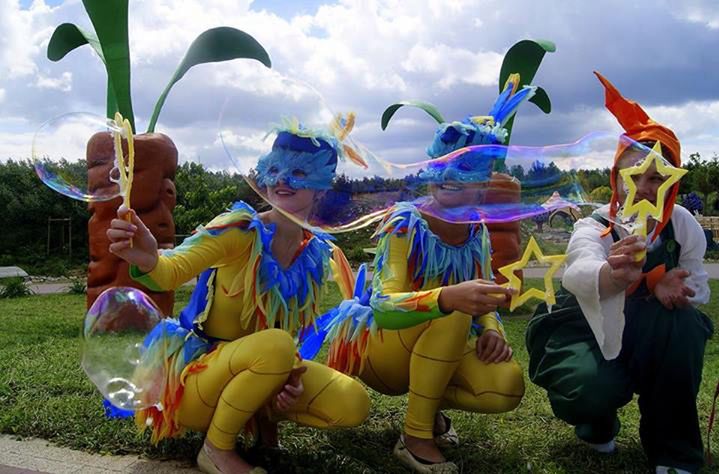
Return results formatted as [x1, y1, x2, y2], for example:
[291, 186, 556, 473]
[109, 205, 253, 291]
[371, 235, 512, 330]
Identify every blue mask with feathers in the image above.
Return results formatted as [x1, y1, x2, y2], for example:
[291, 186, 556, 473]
[255, 129, 340, 190]
[420, 81, 536, 184]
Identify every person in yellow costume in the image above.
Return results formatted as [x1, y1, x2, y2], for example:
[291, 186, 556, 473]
[302, 81, 535, 473]
[107, 120, 370, 474]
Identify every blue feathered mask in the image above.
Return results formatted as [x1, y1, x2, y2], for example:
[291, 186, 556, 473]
[254, 115, 368, 190]
[381, 75, 536, 185]
[427, 78, 536, 159]
[255, 119, 344, 190]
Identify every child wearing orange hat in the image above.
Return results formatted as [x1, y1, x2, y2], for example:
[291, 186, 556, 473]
[526, 72, 713, 474]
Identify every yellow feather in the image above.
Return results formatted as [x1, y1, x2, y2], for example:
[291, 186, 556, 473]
[503, 73, 521, 97]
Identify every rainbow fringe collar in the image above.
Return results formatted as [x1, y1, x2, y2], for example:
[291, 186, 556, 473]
[300, 202, 493, 374]
[373, 202, 488, 289]
[172, 201, 335, 334]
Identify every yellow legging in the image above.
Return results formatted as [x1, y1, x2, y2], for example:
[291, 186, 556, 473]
[177, 329, 370, 449]
[359, 312, 525, 439]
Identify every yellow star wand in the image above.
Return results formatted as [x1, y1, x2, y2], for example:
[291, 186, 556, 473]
[112, 112, 136, 245]
[497, 236, 566, 312]
[618, 142, 687, 261]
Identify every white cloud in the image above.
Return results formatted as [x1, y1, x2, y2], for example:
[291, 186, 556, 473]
[675, 0, 719, 29]
[0, 0, 717, 173]
[644, 100, 719, 160]
[0, 88, 5, 103]
[34, 71, 72, 91]
[402, 44, 502, 89]
[0, 117, 35, 160]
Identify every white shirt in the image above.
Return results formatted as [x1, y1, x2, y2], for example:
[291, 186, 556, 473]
[562, 204, 710, 360]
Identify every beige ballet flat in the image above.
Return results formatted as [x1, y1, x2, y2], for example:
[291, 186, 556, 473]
[196, 444, 267, 474]
[393, 435, 459, 474]
[433, 413, 460, 448]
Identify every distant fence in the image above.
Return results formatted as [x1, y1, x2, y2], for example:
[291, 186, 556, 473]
[697, 216, 719, 240]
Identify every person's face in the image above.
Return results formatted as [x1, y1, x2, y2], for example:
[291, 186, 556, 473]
[615, 149, 668, 205]
[430, 180, 486, 209]
[266, 175, 317, 218]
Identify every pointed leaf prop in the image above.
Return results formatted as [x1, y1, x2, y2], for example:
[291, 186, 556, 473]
[381, 100, 445, 131]
[499, 39, 556, 89]
[47, 23, 118, 121]
[499, 39, 555, 145]
[47, 23, 101, 61]
[82, 0, 135, 131]
[528, 86, 551, 114]
[146, 27, 272, 133]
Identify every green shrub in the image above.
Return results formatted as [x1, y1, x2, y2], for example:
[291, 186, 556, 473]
[67, 278, 86, 295]
[30, 258, 70, 277]
[0, 277, 34, 298]
[588, 185, 612, 204]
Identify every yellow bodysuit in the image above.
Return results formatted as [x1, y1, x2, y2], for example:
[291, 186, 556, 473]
[322, 202, 524, 439]
[131, 201, 369, 448]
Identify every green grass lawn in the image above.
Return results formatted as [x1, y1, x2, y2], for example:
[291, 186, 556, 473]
[1, 281, 718, 473]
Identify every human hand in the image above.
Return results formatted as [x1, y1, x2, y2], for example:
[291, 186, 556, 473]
[107, 205, 158, 273]
[274, 365, 308, 412]
[476, 329, 513, 363]
[605, 234, 646, 290]
[654, 268, 695, 310]
[438, 279, 516, 316]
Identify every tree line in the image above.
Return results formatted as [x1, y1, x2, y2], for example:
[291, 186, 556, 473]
[1, 154, 716, 274]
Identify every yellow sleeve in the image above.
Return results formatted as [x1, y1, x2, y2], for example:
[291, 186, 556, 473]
[370, 234, 446, 329]
[130, 227, 253, 292]
[476, 312, 504, 336]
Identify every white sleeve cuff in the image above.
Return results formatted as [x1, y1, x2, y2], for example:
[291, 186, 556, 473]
[563, 258, 625, 360]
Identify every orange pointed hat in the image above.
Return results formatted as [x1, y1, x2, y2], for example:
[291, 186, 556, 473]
[594, 71, 681, 239]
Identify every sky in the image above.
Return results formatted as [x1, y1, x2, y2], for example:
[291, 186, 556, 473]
[2, 0, 718, 174]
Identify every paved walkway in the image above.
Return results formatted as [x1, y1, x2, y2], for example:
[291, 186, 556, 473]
[0, 435, 200, 474]
[23, 264, 719, 295]
[29, 283, 71, 295]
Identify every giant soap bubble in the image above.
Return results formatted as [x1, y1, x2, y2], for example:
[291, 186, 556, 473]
[218, 68, 380, 230]
[32, 112, 128, 202]
[82, 287, 167, 411]
[222, 90, 624, 233]
[216, 65, 640, 232]
[406, 131, 632, 225]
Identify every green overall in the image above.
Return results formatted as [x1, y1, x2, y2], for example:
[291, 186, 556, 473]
[526, 215, 713, 472]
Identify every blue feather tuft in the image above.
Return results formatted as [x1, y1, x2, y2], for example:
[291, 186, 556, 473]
[103, 399, 133, 419]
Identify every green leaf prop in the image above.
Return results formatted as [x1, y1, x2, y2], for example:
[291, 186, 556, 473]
[499, 39, 556, 145]
[47, 5, 272, 136]
[499, 39, 556, 89]
[146, 27, 272, 133]
[47, 23, 117, 118]
[528, 86, 551, 114]
[82, 0, 135, 131]
[47, 23, 101, 61]
[381, 100, 446, 131]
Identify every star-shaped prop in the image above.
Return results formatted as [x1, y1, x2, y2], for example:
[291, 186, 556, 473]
[497, 236, 566, 311]
[619, 142, 687, 260]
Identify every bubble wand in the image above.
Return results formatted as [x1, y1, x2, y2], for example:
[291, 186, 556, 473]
[496, 236, 566, 312]
[618, 142, 687, 261]
[111, 112, 136, 245]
